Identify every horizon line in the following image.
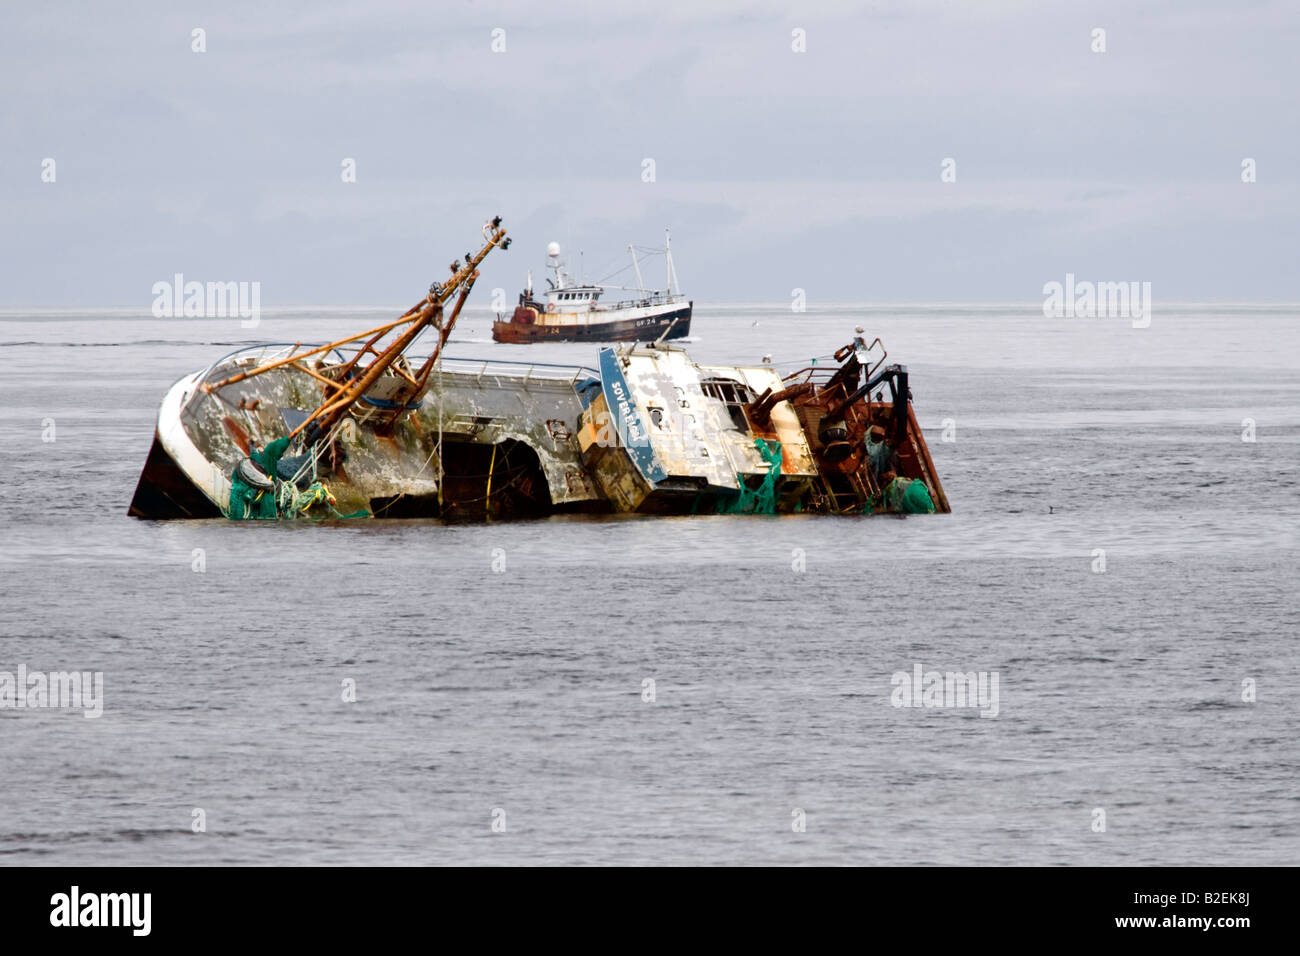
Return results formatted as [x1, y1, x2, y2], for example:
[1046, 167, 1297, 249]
[2, 300, 1298, 313]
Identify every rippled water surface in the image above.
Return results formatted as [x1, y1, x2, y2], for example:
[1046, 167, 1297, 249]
[1, 305, 1297, 865]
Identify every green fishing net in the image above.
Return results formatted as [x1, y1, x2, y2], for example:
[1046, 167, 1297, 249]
[879, 476, 935, 514]
[226, 435, 367, 521]
[716, 438, 782, 515]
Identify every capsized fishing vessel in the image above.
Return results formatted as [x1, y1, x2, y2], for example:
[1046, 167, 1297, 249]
[491, 233, 691, 344]
[128, 217, 948, 521]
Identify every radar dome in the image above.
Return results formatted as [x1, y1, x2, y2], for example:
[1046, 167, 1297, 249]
[546, 241, 561, 257]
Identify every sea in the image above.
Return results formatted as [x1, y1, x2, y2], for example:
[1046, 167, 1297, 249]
[1, 304, 1296, 865]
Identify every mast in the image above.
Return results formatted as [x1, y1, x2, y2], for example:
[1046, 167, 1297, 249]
[546, 241, 567, 290]
[203, 216, 511, 437]
[665, 229, 672, 296]
[630, 244, 645, 293]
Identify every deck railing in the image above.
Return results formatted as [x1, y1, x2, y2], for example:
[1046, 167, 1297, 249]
[187, 343, 601, 417]
[431, 356, 600, 386]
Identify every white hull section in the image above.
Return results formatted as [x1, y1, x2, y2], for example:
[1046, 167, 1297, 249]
[157, 372, 231, 514]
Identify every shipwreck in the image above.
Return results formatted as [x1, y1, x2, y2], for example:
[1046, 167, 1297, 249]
[128, 218, 950, 521]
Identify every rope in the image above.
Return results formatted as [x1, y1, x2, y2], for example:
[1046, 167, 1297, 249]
[590, 247, 666, 288]
[437, 461, 532, 506]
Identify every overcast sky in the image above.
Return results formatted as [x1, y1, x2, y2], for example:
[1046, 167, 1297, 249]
[2, 0, 1296, 306]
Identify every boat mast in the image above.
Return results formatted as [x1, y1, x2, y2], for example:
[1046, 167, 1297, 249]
[665, 229, 672, 296]
[630, 244, 645, 293]
[203, 217, 511, 437]
[547, 242, 568, 290]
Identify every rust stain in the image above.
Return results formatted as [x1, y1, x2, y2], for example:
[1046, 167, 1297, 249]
[221, 416, 251, 455]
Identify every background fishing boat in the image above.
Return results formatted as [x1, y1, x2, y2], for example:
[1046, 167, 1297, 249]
[493, 232, 692, 343]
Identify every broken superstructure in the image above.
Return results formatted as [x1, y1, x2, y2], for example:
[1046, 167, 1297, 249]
[128, 217, 949, 521]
